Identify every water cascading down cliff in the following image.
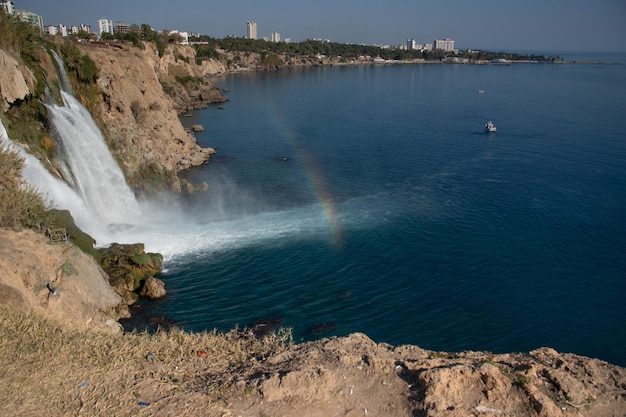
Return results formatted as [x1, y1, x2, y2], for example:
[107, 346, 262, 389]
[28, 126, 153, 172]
[1, 52, 141, 243]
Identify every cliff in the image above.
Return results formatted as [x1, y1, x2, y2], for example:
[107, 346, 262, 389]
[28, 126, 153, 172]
[0, 40, 227, 193]
[0, 49, 37, 112]
[76, 42, 225, 193]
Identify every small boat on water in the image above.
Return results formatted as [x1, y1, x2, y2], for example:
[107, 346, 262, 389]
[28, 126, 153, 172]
[485, 121, 497, 132]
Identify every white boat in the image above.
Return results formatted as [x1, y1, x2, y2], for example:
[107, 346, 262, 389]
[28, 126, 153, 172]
[485, 121, 497, 132]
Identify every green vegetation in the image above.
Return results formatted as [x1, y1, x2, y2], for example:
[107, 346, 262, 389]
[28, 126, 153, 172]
[59, 43, 99, 84]
[189, 35, 555, 63]
[0, 9, 41, 66]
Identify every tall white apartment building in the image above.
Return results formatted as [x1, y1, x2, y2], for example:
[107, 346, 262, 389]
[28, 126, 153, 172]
[246, 21, 257, 40]
[433, 38, 455, 52]
[98, 18, 114, 37]
[271, 32, 280, 42]
[1, 0, 14, 15]
[15, 9, 44, 33]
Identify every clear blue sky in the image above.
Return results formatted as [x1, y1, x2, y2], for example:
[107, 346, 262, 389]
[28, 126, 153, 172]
[16, 0, 626, 52]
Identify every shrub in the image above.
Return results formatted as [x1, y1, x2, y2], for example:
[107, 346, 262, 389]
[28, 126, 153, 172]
[0, 10, 40, 64]
[58, 43, 100, 85]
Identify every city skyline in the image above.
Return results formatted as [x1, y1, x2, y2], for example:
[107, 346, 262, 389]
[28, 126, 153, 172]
[13, 0, 626, 52]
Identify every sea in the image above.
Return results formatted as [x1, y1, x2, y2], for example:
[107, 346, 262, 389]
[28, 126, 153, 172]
[134, 52, 626, 367]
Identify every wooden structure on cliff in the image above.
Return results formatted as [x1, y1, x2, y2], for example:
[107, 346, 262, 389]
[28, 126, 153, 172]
[47, 228, 69, 243]
[0, 214, 18, 229]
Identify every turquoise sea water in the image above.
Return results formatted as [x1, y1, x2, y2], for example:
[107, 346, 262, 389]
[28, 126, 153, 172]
[139, 56, 626, 366]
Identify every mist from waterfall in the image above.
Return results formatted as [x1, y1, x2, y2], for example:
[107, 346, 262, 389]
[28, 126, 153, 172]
[1, 52, 354, 260]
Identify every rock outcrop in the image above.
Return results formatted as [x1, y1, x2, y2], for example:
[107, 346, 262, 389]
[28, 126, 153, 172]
[77, 42, 220, 193]
[0, 228, 127, 333]
[148, 44, 228, 112]
[229, 333, 626, 417]
[0, 49, 37, 112]
[97, 243, 165, 305]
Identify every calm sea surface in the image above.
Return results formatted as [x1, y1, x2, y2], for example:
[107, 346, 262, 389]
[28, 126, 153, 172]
[148, 56, 626, 366]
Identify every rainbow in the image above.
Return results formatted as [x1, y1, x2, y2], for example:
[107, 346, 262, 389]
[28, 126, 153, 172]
[266, 105, 343, 247]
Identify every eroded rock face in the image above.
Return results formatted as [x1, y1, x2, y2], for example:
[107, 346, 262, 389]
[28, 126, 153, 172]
[77, 42, 221, 193]
[228, 334, 626, 417]
[0, 228, 126, 333]
[0, 49, 36, 111]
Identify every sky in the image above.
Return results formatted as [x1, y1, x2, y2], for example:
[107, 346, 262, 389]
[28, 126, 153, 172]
[15, 0, 626, 52]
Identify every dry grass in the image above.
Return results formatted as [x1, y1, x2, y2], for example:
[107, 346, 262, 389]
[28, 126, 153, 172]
[0, 306, 292, 416]
[0, 144, 52, 231]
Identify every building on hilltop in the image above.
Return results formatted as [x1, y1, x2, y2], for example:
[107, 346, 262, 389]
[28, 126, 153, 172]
[169, 30, 189, 45]
[246, 21, 257, 40]
[1, 0, 14, 15]
[98, 18, 113, 37]
[15, 9, 44, 33]
[114, 21, 131, 35]
[271, 32, 280, 42]
[434, 38, 455, 52]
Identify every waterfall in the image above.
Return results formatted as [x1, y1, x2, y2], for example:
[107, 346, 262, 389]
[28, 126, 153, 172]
[0, 51, 142, 243]
[0, 118, 93, 230]
[46, 52, 141, 230]
[51, 50, 73, 94]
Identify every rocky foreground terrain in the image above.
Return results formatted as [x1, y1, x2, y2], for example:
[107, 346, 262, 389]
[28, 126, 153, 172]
[1, 228, 625, 417]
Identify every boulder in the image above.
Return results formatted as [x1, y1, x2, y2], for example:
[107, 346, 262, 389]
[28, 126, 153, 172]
[140, 276, 167, 299]
[97, 243, 164, 305]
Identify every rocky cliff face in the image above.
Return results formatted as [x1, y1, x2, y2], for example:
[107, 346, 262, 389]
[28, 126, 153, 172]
[233, 333, 626, 417]
[0, 49, 37, 112]
[0, 228, 126, 333]
[77, 42, 224, 193]
[0, 41, 227, 193]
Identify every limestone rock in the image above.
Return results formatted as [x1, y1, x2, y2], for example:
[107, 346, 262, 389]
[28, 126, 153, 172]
[140, 276, 166, 299]
[78, 42, 224, 193]
[0, 49, 36, 111]
[0, 228, 125, 333]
